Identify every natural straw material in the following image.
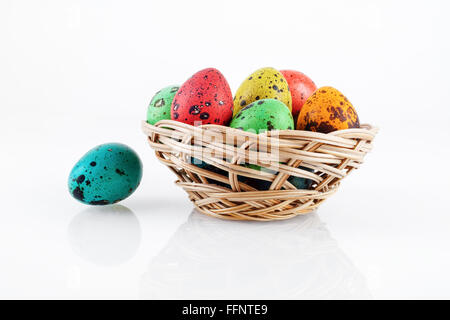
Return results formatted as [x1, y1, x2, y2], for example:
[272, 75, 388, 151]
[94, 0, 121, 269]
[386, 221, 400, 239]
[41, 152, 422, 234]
[142, 120, 378, 221]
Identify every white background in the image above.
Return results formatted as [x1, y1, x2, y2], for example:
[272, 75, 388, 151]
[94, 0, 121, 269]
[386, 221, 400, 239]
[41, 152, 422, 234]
[1, 0, 449, 299]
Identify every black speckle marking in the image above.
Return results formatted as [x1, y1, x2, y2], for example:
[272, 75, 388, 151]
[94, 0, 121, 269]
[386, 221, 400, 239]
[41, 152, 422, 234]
[248, 76, 253, 80]
[170, 86, 179, 93]
[205, 101, 211, 106]
[154, 98, 165, 108]
[328, 106, 347, 122]
[173, 103, 180, 111]
[115, 168, 125, 176]
[255, 96, 260, 100]
[219, 100, 224, 106]
[258, 100, 264, 105]
[73, 187, 84, 201]
[267, 121, 274, 131]
[273, 85, 279, 91]
[90, 200, 110, 205]
[317, 122, 336, 133]
[241, 103, 256, 112]
[304, 120, 318, 132]
[76, 175, 85, 184]
[200, 112, 210, 120]
[240, 100, 246, 107]
[173, 112, 179, 119]
[189, 105, 200, 115]
[90, 161, 96, 167]
[85, 180, 91, 186]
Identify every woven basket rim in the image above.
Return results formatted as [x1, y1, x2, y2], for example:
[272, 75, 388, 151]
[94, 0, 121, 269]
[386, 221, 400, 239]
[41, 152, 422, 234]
[142, 120, 378, 137]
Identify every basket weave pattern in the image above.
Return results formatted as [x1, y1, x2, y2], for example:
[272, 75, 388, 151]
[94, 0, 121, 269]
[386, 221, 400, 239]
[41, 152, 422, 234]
[142, 120, 377, 221]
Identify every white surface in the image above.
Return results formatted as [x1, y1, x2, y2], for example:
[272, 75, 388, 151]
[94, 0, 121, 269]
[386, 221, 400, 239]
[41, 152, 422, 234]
[1, 0, 449, 299]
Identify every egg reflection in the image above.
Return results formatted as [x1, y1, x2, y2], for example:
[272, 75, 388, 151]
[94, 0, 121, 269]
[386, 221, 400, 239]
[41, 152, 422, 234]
[68, 205, 141, 266]
[140, 210, 370, 299]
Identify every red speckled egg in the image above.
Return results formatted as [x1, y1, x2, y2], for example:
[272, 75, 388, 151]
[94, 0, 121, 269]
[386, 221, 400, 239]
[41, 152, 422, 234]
[171, 68, 233, 126]
[280, 70, 317, 122]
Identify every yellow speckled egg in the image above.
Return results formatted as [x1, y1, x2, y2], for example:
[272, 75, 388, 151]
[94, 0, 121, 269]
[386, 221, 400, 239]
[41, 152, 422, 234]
[297, 86, 360, 133]
[233, 67, 292, 117]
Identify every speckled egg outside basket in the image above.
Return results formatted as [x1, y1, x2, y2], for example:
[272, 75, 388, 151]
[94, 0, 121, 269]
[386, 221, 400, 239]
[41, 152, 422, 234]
[68, 143, 143, 205]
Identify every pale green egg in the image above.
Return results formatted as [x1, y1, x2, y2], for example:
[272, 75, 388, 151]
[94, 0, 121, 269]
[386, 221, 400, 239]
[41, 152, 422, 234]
[147, 85, 179, 125]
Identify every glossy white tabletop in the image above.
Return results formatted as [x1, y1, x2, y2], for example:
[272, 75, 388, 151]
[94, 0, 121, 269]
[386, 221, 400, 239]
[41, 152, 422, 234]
[1, 0, 449, 299]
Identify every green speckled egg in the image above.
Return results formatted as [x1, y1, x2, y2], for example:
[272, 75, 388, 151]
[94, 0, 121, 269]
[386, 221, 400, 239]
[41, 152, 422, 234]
[230, 100, 313, 190]
[233, 67, 292, 117]
[147, 85, 179, 125]
[230, 98, 294, 133]
[68, 143, 143, 205]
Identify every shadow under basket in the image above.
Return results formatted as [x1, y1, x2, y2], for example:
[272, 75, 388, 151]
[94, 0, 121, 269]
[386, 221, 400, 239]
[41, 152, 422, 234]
[142, 120, 378, 221]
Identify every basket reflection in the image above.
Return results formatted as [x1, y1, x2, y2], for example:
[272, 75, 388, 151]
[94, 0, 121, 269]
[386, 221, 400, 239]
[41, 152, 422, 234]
[140, 210, 370, 299]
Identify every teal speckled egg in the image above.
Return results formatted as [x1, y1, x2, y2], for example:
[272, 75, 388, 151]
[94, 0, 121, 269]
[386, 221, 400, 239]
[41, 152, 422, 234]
[239, 167, 314, 191]
[68, 143, 143, 205]
[147, 85, 179, 125]
[190, 157, 230, 188]
[288, 170, 314, 190]
[230, 98, 294, 133]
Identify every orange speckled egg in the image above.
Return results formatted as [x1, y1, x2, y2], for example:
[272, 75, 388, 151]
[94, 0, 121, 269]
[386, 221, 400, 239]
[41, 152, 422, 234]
[297, 86, 360, 133]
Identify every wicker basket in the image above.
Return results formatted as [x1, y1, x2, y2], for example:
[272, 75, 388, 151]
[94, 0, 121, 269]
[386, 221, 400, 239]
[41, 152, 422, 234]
[142, 120, 377, 221]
